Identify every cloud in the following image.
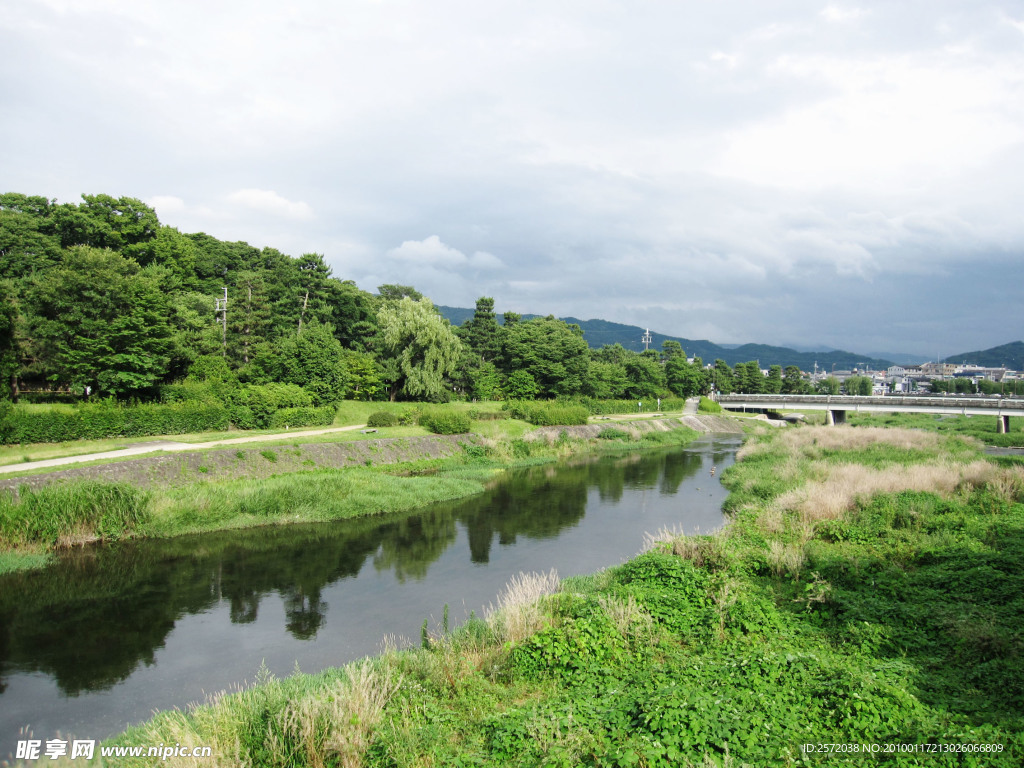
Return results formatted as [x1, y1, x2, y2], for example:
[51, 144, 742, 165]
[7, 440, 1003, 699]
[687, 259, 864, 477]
[226, 189, 314, 220]
[3, 0, 1024, 357]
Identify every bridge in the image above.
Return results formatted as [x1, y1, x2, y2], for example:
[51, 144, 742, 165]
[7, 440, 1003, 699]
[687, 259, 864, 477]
[717, 394, 1024, 432]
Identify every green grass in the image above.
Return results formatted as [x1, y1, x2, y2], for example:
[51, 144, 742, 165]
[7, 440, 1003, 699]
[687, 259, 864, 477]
[848, 411, 1024, 446]
[104, 423, 1024, 767]
[144, 468, 486, 538]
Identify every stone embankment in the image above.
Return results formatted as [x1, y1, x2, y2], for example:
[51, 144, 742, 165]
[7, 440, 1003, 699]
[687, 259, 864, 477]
[527, 415, 744, 442]
[0, 416, 745, 495]
[0, 434, 477, 496]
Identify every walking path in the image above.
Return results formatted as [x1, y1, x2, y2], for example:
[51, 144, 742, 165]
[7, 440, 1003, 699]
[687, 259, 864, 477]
[0, 424, 369, 475]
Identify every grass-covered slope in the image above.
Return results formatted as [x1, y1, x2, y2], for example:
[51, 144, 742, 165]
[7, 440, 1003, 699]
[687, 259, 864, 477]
[91, 424, 1023, 767]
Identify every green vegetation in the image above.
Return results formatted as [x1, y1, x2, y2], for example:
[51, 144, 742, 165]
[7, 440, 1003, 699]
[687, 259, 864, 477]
[847, 411, 1024, 447]
[504, 401, 590, 426]
[0, 419, 704, 571]
[418, 409, 472, 435]
[102, 423, 1023, 766]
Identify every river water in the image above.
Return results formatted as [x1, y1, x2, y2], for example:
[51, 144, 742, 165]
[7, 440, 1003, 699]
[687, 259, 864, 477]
[0, 435, 741, 753]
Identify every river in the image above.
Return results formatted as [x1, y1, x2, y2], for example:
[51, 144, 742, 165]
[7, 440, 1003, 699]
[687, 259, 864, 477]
[0, 435, 741, 754]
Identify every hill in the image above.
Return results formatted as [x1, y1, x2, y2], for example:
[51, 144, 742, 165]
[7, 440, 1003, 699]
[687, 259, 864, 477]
[436, 306, 894, 370]
[945, 340, 1024, 371]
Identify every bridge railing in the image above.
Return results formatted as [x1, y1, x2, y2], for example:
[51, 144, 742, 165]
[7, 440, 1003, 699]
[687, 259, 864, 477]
[717, 394, 1024, 411]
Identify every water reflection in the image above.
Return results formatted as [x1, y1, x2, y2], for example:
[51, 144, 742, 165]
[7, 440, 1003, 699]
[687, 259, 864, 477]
[0, 437, 739, 742]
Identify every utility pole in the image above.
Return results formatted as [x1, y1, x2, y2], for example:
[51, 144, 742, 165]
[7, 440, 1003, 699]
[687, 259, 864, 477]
[215, 287, 228, 356]
[642, 328, 652, 351]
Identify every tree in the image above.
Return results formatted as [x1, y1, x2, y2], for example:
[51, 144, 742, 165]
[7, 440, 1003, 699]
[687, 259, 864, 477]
[661, 340, 685, 360]
[585, 360, 629, 399]
[277, 320, 348, 405]
[781, 366, 808, 394]
[734, 361, 763, 394]
[816, 376, 841, 395]
[665, 355, 703, 399]
[295, 253, 332, 335]
[501, 316, 589, 398]
[843, 375, 873, 396]
[712, 359, 734, 394]
[459, 297, 502, 362]
[623, 350, 667, 399]
[765, 365, 783, 394]
[28, 246, 173, 397]
[376, 297, 463, 401]
[506, 370, 539, 400]
[377, 284, 423, 302]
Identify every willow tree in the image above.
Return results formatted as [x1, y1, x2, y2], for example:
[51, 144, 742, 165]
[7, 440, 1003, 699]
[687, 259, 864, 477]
[376, 297, 463, 401]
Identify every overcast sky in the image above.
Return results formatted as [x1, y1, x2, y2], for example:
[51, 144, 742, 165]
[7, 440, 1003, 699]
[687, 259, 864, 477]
[3, 1, 1023, 358]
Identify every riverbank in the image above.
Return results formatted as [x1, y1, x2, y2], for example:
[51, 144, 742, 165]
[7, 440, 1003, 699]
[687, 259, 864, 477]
[97, 424, 1024, 767]
[0, 419, 710, 574]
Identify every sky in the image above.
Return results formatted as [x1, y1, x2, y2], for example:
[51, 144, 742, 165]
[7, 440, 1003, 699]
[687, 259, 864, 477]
[3, 0, 1023, 360]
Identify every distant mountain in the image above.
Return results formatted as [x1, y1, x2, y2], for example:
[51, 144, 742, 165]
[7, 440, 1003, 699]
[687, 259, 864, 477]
[944, 341, 1024, 371]
[436, 305, 895, 370]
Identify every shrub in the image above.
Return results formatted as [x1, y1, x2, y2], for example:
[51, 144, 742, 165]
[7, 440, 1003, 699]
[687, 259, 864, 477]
[506, 401, 589, 426]
[266, 406, 336, 430]
[698, 396, 722, 414]
[597, 427, 631, 441]
[0, 401, 230, 444]
[366, 411, 401, 428]
[419, 409, 472, 435]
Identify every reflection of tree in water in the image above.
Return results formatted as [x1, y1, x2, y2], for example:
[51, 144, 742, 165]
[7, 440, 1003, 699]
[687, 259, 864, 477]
[659, 449, 704, 495]
[458, 462, 591, 563]
[371, 507, 458, 582]
[282, 587, 326, 639]
[0, 521, 386, 694]
[0, 442, 732, 697]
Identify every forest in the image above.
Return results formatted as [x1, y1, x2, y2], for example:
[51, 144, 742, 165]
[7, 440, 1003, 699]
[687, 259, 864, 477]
[0, 193, 812, 414]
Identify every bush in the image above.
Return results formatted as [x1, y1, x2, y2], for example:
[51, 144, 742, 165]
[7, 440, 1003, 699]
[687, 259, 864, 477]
[366, 411, 401, 428]
[505, 401, 589, 426]
[698, 396, 722, 414]
[266, 406, 336, 430]
[598, 427, 632, 441]
[419, 409, 472, 435]
[0, 401, 230, 444]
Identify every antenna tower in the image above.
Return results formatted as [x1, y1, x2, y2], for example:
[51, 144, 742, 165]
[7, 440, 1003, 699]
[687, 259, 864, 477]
[642, 328, 652, 351]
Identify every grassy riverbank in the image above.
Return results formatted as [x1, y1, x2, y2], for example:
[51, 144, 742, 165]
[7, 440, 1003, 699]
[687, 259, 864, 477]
[0, 422, 704, 574]
[85, 424, 1024, 767]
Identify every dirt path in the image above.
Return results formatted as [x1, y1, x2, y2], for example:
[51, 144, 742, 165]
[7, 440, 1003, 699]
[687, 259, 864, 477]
[0, 424, 369, 475]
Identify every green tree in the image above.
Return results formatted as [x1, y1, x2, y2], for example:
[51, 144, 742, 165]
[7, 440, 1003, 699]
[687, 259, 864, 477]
[665, 355, 703, 399]
[765, 365, 783, 394]
[377, 284, 423, 302]
[277, 320, 348, 405]
[843, 375, 873, 396]
[781, 366, 808, 394]
[376, 297, 463, 401]
[623, 350, 667, 399]
[585, 360, 629, 399]
[506, 370, 539, 400]
[816, 376, 841, 395]
[501, 316, 589, 398]
[28, 246, 173, 397]
[459, 297, 502, 362]
[661, 340, 685, 360]
[712, 359, 734, 395]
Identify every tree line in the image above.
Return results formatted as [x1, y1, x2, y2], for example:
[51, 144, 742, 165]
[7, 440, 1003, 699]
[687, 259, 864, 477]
[0, 192, 825, 406]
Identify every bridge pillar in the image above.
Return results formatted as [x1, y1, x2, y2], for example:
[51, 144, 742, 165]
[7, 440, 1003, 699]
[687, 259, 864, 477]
[999, 415, 1010, 434]
[826, 409, 846, 425]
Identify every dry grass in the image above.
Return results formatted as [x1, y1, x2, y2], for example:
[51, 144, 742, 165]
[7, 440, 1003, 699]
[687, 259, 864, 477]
[486, 569, 560, 643]
[766, 540, 805, 578]
[598, 593, 652, 636]
[271, 661, 402, 768]
[776, 460, 995, 525]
